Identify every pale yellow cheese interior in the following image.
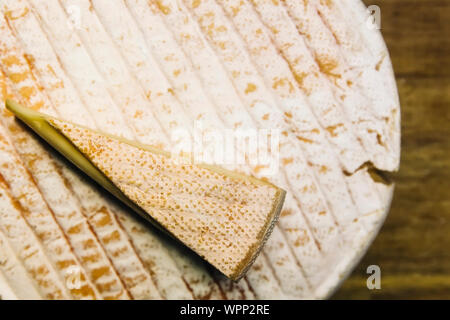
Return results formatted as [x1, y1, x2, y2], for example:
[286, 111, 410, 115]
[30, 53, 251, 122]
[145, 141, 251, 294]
[48, 118, 285, 280]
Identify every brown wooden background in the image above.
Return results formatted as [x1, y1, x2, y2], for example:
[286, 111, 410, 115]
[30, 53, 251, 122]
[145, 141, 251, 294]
[333, 0, 450, 299]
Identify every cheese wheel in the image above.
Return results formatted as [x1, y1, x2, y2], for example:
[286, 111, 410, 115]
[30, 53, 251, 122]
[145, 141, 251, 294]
[0, 0, 399, 299]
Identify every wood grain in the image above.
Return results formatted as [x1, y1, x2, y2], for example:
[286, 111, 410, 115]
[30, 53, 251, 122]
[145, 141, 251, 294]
[333, 0, 450, 299]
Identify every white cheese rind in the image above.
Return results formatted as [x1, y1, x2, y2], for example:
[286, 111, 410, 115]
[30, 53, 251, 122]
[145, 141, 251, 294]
[0, 0, 398, 299]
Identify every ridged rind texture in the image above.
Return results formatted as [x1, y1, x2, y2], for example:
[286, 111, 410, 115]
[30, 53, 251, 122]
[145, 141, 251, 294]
[0, 0, 399, 299]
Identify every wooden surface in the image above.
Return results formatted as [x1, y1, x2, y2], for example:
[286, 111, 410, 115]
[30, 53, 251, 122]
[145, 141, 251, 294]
[334, 0, 450, 299]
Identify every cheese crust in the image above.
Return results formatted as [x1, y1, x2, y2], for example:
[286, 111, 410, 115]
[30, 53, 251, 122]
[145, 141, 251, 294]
[0, 0, 399, 299]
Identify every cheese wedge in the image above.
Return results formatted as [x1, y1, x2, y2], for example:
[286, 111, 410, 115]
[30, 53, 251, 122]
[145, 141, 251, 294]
[6, 99, 286, 281]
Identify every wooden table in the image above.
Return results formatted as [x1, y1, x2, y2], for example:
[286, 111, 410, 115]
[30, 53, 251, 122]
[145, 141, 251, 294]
[334, 0, 450, 299]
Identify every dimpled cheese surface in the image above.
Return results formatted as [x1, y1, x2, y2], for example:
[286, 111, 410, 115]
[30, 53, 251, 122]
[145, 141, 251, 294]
[0, 0, 399, 299]
[49, 117, 285, 280]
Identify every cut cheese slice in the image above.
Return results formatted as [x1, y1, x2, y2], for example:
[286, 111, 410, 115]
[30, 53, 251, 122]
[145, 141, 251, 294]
[6, 99, 286, 281]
